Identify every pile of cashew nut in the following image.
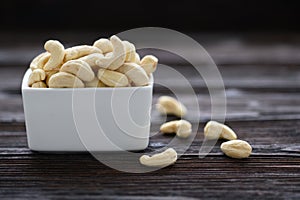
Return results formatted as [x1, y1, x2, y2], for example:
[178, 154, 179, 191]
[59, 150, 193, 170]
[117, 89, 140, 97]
[28, 35, 158, 88]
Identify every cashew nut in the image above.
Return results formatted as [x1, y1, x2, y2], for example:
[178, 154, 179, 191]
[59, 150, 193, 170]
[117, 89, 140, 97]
[48, 72, 84, 88]
[85, 77, 106, 87]
[37, 52, 50, 69]
[78, 53, 104, 67]
[204, 121, 237, 140]
[156, 96, 187, 117]
[31, 81, 47, 88]
[28, 69, 46, 86]
[160, 120, 192, 138]
[45, 70, 59, 86]
[97, 68, 129, 87]
[123, 41, 136, 62]
[30, 52, 47, 71]
[95, 35, 126, 70]
[140, 55, 158, 75]
[93, 38, 113, 54]
[221, 140, 252, 159]
[64, 45, 102, 62]
[116, 63, 149, 86]
[60, 60, 95, 82]
[139, 148, 177, 167]
[43, 40, 65, 71]
[134, 53, 141, 64]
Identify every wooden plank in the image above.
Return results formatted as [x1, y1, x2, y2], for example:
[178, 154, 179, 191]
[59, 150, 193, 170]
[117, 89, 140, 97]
[0, 120, 299, 199]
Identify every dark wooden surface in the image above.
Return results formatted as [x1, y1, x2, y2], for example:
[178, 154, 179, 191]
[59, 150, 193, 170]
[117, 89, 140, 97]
[0, 32, 300, 199]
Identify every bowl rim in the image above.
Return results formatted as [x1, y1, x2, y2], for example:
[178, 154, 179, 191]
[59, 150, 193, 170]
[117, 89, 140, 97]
[22, 68, 153, 91]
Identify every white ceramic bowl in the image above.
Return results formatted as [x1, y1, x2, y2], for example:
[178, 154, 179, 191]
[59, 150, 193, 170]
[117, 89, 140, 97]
[22, 69, 153, 152]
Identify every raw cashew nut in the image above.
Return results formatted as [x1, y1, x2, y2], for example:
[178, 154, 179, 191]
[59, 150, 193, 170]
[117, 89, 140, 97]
[64, 45, 102, 62]
[156, 96, 187, 117]
[204, 121, 237, 140]
[95, 35, 126, 70]
[93, 38, 113, 54]
[85, 77, 106, 87]
[31, 81, 47, 88]
[160, 120, 192, 138]
[45, 70, 59, 85]
[43, 40, 65, 71]
[123, 41, 136, 62]
[117, 63, 149, 86]
[140, 55, 158, 75]
[97, 68, 129, 87]
[134, 53, 141, 64]
[221, 140, 252, 159]
[48, 72, 84, 88]
[28, 69, 46, 86]
[139, 148, 177, 167]
[78, 53, 104, 67]
[30, 52, 48, 71]
[37, 52, 50, 69]
[60, 60, 95, 82]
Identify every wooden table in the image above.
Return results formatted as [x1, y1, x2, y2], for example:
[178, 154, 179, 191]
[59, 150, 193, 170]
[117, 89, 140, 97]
[0, 32, 300, 199]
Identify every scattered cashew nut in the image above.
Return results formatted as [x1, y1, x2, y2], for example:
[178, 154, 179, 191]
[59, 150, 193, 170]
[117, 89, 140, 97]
[220, 140, 252, 159]
[156, 96, 187, 117]
[139, 148, 177, 167]
[60, 60, 95, 82]
[95, 35, 126, 70]
[64, 45, 102, 62]
[28, 69, 46, 86]
[140, 55, 158, 75]
[48, 72, 84, 88]
[160, 120, 192, 138]
[97, 68, 129, 87]
[43, 40, 65, 71]
[204, 121, 237, 140]
[93, 38, 113, 54]
[117, 63, 149, 86]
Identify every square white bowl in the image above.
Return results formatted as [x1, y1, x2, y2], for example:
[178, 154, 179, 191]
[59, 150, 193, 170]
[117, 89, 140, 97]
[22, 69, 153, 152]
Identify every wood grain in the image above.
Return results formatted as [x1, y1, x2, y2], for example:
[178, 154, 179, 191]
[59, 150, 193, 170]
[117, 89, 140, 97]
[0, 33, 300, 199]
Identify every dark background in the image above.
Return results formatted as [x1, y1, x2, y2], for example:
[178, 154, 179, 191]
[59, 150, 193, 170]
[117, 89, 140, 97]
[0, 0, 299, 32]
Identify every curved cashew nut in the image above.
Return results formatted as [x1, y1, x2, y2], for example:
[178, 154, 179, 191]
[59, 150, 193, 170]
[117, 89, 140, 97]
[28, 69, 46, 86]
[139, 148, 177, 167]
[95, 35, 126, 70]
[160, 120, 192, 138]
[43, 40, 65, 71]
[123, 41, 136, 62]
[78, 53, 104, 67]
[37, 52, 50, 69]
[30, 52, 47, 71]
[85, 77, 106, 87]
[140, 55, 158, 75]
[97, 68, 129, 87]
[45, 70, 58, 86]
[93, 38, 113, 54]
[64, 45, 102, 62]
[117, 63, 149, 86]
[60, 60, 95, 82]
[156, 96, 187, 117]
[48, 72, 84, 88]
[221, 140, 252, 159]
[204, 121, 237, 140]
[31, 81, 47, 88]
[134, 53, 141, 64]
